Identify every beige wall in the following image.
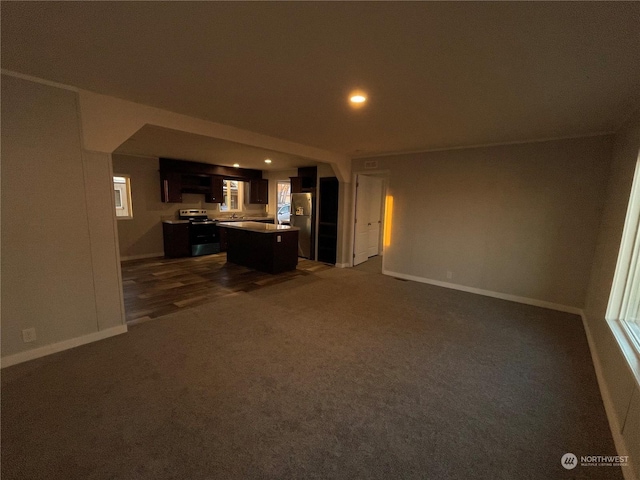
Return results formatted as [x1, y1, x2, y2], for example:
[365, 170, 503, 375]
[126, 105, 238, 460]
[264, 168, 297, 218]
[317, 163, 337, 178]
[82, 151, 126, 330]
[354, 136, 613, 308]
[584, 111, 640, 479]
[113, 154, 267, 259]
[1, 75, 124, 360]
[113, 154, 202, 259]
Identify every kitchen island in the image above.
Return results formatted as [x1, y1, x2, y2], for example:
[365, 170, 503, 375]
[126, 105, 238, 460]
[217, 221, 299, 274]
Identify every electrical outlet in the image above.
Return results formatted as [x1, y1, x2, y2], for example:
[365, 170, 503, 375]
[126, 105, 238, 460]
[277, 235, 282, 243]
[446, 271, 453, 280]
[22, 328, 37, 343]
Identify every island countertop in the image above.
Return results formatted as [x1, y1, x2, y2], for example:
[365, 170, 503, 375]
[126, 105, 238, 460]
[217, 221, 299, 233]
[212, 216, 275, 223]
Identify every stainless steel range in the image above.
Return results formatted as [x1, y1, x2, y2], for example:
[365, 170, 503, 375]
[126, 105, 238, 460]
[179, 209, 220, 256]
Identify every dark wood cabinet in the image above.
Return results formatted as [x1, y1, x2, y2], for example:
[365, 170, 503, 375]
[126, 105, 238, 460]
[162, 222, 190, 257]
[290, 176, 303, 194]
[205, 176, 224, 203]
[291, 166, 317, 194]
[162, 173, 224, 204]
[248, 178, 269, 204]
[299, 167, 318, 190]
[225, 227, 298, 274]
[318, 177, 339, 264]
[180, 174, 211, 195]
[219, 220, 273, 252]
[218, 226, 228, 252]
[159, 158, 264, 204]
[161, 172, 182, 203]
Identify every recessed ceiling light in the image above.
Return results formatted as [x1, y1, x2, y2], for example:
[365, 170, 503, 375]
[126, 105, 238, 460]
[233, 163, 240, 168]
[264, 159, 272, 164]
[349, 90, 368, 109]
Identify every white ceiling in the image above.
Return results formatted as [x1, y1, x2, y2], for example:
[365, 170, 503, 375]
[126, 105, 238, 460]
[2, 2, 639, 160]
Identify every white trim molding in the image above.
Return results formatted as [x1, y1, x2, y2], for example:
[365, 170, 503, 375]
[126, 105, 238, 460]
[1, 325, 128, 369]
[582, 313, 638, 480]
[606, 152, 640, 388]
[1, 68, 79, 92]
[382, 269, 583, 315]
[352, 131, 616, 160]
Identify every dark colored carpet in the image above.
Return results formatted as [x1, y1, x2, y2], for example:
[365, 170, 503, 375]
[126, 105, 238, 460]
[352, 255, 383, 273]
[1, 267, 622, 479]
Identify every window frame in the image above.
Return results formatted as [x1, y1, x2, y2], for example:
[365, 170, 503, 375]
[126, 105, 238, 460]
[276, 180, 291, 225]
[220, 179, 244, 213]
[606, 152, 640, 384]
[113, 175, 133, 220]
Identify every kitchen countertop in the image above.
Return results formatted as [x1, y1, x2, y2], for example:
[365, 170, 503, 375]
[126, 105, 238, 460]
[217, 221, 299, 233]
[162, 216, 275, 224]
[212, 216, 275, 222]
[162, 219, 190, 224]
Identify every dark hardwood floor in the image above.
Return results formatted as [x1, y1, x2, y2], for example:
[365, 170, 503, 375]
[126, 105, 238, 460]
[121, 253, 333, 324]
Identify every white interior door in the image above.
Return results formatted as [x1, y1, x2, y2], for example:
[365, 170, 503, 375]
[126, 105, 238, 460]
[353, 175, 370, 266]
[367, 177, 383, 257]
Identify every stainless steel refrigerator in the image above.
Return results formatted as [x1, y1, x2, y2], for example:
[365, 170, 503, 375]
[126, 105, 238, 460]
[290, 193, 313, 258]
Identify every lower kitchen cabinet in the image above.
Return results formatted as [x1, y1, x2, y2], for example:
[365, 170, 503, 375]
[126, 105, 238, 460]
[218, 226, 228, 252]
[225, 226, 298, 274]
[162, 222, 190, 257]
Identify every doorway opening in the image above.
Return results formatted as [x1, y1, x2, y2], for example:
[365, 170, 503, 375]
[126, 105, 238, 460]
[353, 173, 387, 272]
[276, 180, 291, 225]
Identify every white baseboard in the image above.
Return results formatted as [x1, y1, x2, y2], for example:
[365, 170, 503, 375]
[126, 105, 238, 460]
[335, 263, 350, 268]
[382, 269, 582, 315]
[1, 325, 128, 369]
[581, 313, 637, 480]
[120, 252, 164, 261]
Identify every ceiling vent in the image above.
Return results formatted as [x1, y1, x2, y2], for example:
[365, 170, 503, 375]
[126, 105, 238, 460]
[364, 160, 378, 169]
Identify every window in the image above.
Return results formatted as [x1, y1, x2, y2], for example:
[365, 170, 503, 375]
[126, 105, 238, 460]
[607, 153, 640, 379]
[276, 180, 291, 224]
[220, 180, 244, 212]
[113, 175, 132, 219]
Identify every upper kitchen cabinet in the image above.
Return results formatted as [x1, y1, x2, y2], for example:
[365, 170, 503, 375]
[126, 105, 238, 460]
[290, 176, 303, 194]
[160, 171, 182, 203]
[248, 179, 269, 204]
[181, 174, 212, 194]
[205, 176, 224, 204]
[291, 166, 317, 194]
[159, 158, 263, 204]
